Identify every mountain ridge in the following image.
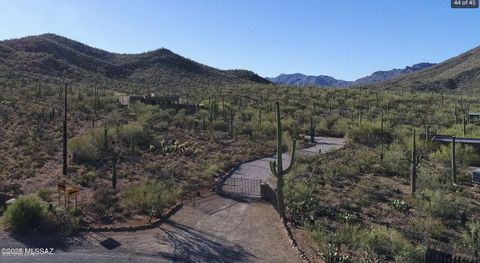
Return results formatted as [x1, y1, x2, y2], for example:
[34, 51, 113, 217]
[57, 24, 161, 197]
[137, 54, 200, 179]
[0, 33, 271, 87]
[267, 62, 436, 87]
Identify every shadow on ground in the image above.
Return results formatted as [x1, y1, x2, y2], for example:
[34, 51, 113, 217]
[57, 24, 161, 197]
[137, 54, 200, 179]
[156, 220, 257, 263]
[8, 231, 88, 251]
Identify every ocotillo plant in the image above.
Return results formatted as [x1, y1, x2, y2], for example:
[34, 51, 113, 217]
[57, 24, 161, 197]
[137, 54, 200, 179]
[451, 136, 457, 184]
[269, 101, 297, 219]
[63, 81, 68, 176]
[229, 110, 234, 138]
[407, 129, 421, 195]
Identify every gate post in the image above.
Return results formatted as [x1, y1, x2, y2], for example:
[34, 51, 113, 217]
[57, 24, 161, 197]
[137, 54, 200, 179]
[260, 182, 269, 201]
[214, 178, 223, 194]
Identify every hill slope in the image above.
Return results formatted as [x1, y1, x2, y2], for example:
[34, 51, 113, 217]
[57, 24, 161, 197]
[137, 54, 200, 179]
[0, 34, 270, 87]
[267, 63, 435, 88]
[373, 46, 480, 91]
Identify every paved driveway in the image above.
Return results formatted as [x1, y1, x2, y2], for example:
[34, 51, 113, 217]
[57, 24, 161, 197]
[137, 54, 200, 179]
[230, 136, 345, 187]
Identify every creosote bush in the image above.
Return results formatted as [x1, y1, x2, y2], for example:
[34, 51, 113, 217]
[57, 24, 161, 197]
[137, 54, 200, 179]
[2, 195, 48, 233]
[121, 180, 180, 217]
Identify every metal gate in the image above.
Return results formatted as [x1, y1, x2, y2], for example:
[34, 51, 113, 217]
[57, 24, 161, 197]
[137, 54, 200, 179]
[222, 177, 261, 196]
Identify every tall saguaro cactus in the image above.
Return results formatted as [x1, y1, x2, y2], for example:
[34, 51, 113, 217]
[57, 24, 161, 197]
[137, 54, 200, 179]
[451, 136, 457, 184]
[63, 81, 68, 176]
[407, 129, 421, 194]
[310, 115, 315, 143]
[269, 102, 297, 219]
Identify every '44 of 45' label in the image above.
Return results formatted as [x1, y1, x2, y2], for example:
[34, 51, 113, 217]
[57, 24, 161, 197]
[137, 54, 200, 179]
[452, 0, 479, 8]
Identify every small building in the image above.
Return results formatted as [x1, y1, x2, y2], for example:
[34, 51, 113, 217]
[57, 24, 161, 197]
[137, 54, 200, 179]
[144, 95, 179, 106]
[469, 168, 480, 184]
[118, 95, 145, 106]
[468, 112, 480, 124]
[118, 94, 199, 114]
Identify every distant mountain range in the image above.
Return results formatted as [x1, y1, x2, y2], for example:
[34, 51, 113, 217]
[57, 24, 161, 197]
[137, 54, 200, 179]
[267, 63, 436, 87]
[0, 34, 271, 87]
[371, 46, 480, 91]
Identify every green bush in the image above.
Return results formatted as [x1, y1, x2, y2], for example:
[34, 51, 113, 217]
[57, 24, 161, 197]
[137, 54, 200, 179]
[284, 179, 318, 224]
[118, 121, 150, 147]
[361, 226, 423, 263]
[2, 195, 48, 233]
[69, 129, 102, 163]
[121, 180, 180, 217]
[73, 171, 96, 187]
[378, 143, 409, 178]
[347, 121, 392, 147]
[37, 188, 53, 202]
[415, 189, 458, 219]
[430, 144, 478, 167]
[461, 220, 480, 258]
[211, 120, 228, 132]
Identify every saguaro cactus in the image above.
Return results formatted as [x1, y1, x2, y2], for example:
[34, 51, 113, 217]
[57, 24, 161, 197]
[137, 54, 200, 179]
[63, 81, 68, 176]
[451, 136, 457, 184]
[380, 111, 384, 136]
[112, 158, 117, 190]
[407, 129, 421, 195]
[269, 102, 297, 219]
[310, 115, 315, 143]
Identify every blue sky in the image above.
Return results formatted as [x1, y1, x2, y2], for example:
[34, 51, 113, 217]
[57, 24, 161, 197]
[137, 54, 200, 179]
[0, 0, 479, 80]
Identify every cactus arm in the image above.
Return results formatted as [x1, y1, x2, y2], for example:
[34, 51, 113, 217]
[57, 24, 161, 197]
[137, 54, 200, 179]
[269, 161, 278, 177]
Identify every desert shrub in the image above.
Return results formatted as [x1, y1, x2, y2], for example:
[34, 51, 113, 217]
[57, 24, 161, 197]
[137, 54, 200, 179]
[2, 195, 48, 233]
[409, 216, 447, 242]
[388, 199, 411, 213]
[50, 206, 79, 235]
[253, 121, 276, 137]
[335, 223, 366, 250]
[352, 180, 393, 206]
[461, 220, 480, 258]
[118, 121, 150, 147]
[211, 120, 228, 132]
[88, 188, 118, 220]
[378, 143, 409, 177]
[361, 226, 423, 263]
[284, 180, 318, 224]
[309, 223, 421, 262]
[347, 121, 392, 147]
[430, 145, 478, 167]
[237, 123, 253, 137]
[308, 223, 335, 251]
[69, 129, 103, 163]
[415, 189, 458, 219]
[331, 118, 349, 137]
[37, 188, 53, 202]
[121, 180, 180, 217]
[73, 171, 96, 187]
[355, 147, 377, 173]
